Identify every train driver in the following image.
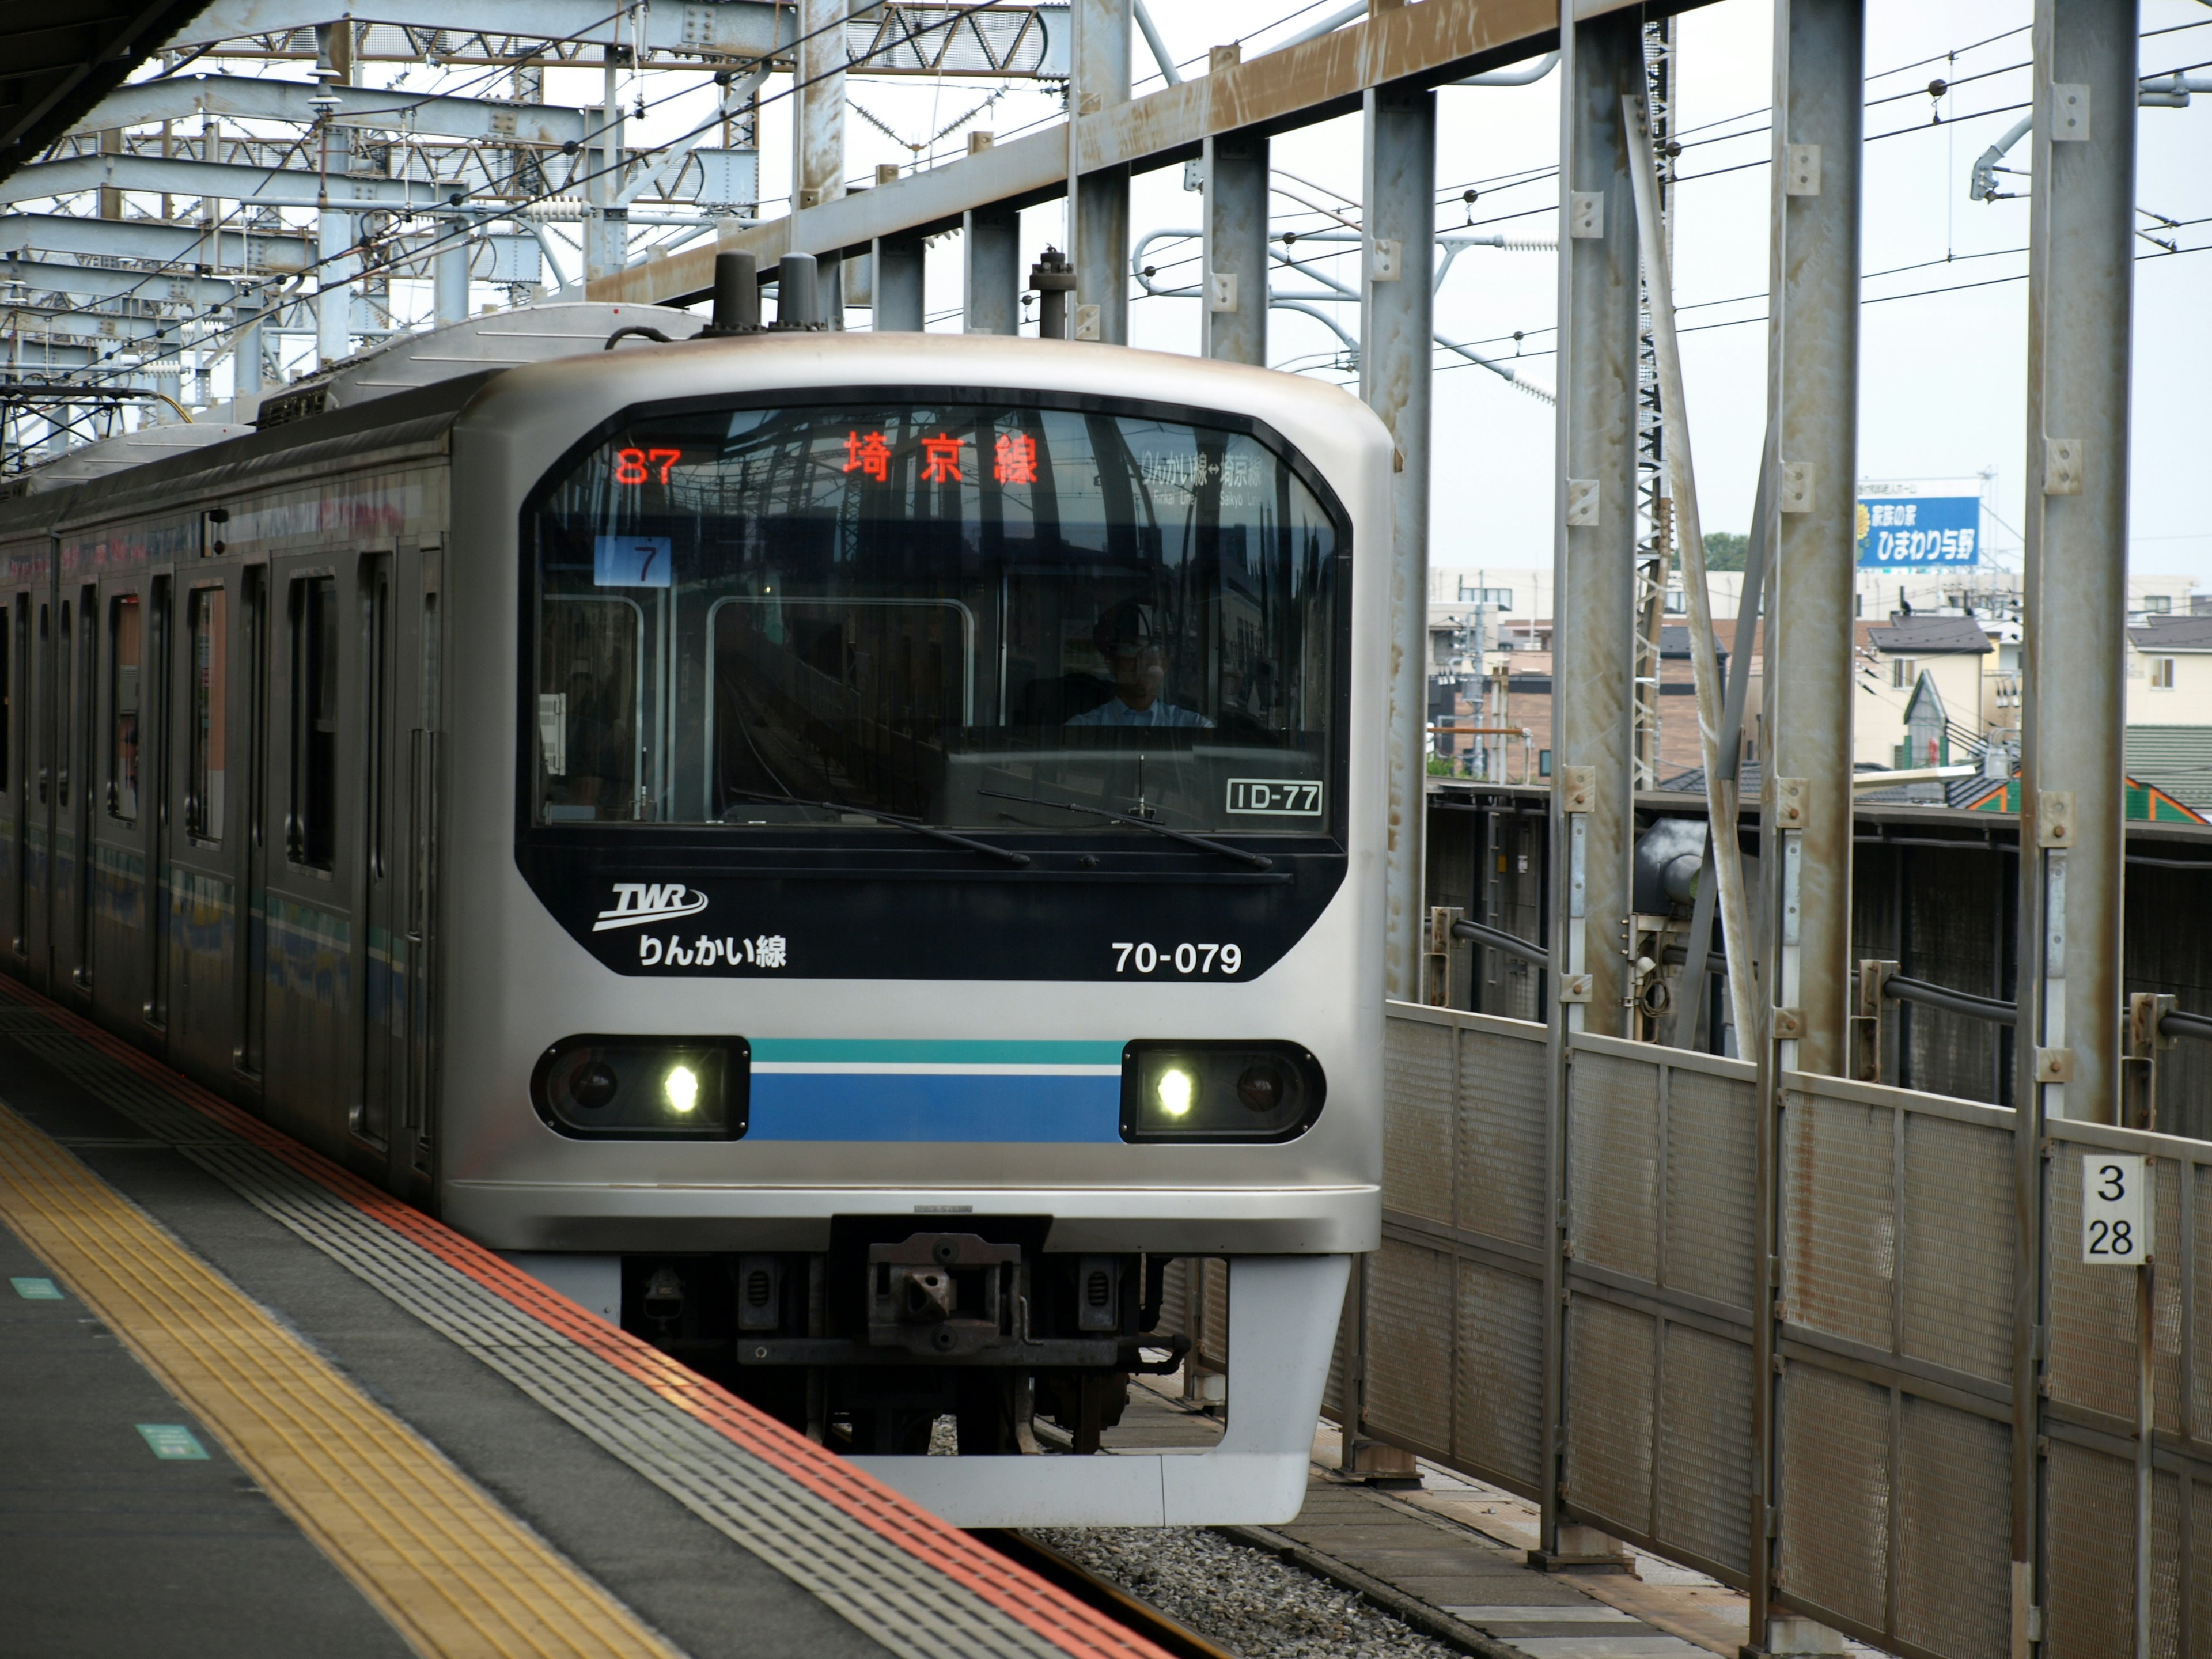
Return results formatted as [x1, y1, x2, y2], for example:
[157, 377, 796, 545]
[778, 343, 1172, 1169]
[1066, 599, 1214, 730]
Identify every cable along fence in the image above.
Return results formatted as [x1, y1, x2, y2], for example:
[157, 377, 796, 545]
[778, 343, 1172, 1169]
[1328, 1002, 2210, 1658]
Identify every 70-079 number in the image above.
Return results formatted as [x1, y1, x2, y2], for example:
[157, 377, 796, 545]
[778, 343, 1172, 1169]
[1113, 942, 1243, 976]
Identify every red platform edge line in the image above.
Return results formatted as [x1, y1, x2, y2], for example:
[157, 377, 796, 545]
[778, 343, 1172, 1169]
[0, 975, 1168, 1659]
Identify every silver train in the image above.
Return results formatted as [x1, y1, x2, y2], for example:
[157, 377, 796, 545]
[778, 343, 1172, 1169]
[0, 305, 1387, 1524]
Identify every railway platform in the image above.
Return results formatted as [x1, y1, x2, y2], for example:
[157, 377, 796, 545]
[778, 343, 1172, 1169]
[0, 978, 1166, 1659]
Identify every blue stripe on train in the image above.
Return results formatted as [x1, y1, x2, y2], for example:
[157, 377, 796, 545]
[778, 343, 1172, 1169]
[745, 1071, 1123, 1142]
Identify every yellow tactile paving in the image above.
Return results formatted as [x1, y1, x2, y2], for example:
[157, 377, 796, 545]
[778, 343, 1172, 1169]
[0, 1101, 684, 1659]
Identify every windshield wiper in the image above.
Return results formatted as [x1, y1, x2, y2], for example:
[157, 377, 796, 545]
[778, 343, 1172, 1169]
[978, 786, 1274, 870]
[722, 788, 1029, 866]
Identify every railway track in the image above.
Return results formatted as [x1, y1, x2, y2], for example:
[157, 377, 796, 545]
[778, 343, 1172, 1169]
[974, 1529, 1244, 1659]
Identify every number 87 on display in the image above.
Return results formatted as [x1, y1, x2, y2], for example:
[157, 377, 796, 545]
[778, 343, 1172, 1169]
[2081, 1152, 2152, 1266]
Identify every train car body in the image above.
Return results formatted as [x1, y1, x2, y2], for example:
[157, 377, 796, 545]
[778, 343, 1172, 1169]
[0, 314, 1388, 1525]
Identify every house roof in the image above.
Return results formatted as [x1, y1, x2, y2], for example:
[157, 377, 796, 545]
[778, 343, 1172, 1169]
[1862, 615, 1997, 655]
[2127, 616, 2212, 652]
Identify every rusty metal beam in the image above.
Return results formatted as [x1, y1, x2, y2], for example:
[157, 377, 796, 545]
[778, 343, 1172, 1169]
[588, 0, 1657, 306]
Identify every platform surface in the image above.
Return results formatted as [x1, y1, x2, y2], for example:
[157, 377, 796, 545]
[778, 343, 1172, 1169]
[0, 981, 1166, 1659]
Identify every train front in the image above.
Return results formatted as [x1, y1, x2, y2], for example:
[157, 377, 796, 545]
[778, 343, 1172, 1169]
[444, 332, 1388, 1525]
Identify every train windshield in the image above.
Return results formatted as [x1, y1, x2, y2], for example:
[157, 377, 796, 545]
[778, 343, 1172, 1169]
[528, 400, 1344, 836]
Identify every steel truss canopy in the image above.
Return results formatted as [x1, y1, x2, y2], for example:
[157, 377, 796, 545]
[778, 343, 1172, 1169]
[152, 1, 1066, 75]
[1, 0, 219, 182]
[70, 73, 592, 146]
[589, 0, 1585, 305]
[0, 211, 312, 271]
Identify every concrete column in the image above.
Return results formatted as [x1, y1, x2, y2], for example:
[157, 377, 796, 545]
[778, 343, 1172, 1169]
[1200, 132, 1268, 365]
[315, 209, 354, 366]
[1069, 0, 1130, 343]
[434, 224, 469, 325]
[1360, 86, 1434, 1004]
[1763, 0, 1863, 1079]
[963, 207, 1021, 335]
[1548, 13, 1643, 1040]
[2017, 0, 2135, 1126]
[872, 232, 925, 330]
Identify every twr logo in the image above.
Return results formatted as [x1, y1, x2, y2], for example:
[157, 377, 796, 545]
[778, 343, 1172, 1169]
[592, 882, 710, 931]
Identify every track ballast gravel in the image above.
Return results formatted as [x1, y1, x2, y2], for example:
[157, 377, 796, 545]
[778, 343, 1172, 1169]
[1030, 1526, 1459, 1659]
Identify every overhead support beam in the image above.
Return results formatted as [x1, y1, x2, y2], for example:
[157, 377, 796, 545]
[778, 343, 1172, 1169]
[70, 74, 590, 147]
[0, 211, 312, 271]
[1547, 12, 1642, 1046]
[2016, 0, 2137, 1131]
[1, 152, 446, 210]
[1069, 0, 1131, 344]
[591, 0, 1619, 306]
[1199, 128, 1267, 365]
[963, 206, 1020, 334]
[1761, 0, 1863, 1084]
[1362, 84, 1434, 1006]
[0, 255, 251, 307]
[162, 0, 790, 58]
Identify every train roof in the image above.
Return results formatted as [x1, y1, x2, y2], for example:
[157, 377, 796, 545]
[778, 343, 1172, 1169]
[0, 301, 703, 541]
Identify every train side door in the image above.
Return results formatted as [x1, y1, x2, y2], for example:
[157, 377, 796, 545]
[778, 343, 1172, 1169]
[404, 551, 441, 1184]
[145, 574, 172, 1036]
[3, 593, 22, 966]
[96, 584, 150, 1031]
[67, 583, 97, 997]
[236, 566, 269, 1088]
[24, 593, 52, 990]
[358, 550, 399, 1150]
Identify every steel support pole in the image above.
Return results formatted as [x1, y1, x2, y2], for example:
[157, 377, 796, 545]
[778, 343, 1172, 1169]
[2016, 0, 2134, 1132]
[963, 207, 1021, 334]
[871, 231, 924, 331]
[1549, 14, 1642, 1046]
[2012, 2, 2138, 1649]
[434, 227, 469, 325]
[1200, 132, 1267, 365]
[1361, 85, 1433, 1007]
[234, 301, 264, 406]
[1762, 0, 1863, 1082]
[794, 0, 846, 325]
[1070, 0, 1130, 343]
[315, 208, 353, 366]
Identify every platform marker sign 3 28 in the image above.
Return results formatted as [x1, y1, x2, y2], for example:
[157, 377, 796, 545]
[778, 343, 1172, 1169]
[2081, 1152, 2150, 1266]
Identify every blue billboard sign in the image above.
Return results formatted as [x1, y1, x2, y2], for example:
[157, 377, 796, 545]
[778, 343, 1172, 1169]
[1856, 491, 1982, 567]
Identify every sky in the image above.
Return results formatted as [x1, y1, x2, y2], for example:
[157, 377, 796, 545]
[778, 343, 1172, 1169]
[183, 0, 2212, 585]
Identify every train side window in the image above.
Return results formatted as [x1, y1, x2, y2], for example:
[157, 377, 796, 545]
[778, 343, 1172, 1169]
[538, 597, 641, 823]
[0, 610, 9, 792]
[109, 595, 141, 820]
[287, 577, 337, 868]
[187, 587, 228, 842]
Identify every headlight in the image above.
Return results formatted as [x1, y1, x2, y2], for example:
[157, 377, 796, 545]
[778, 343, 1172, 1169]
[1120, 1041, 1324, 1143]
[531, 1037, 748, 1139]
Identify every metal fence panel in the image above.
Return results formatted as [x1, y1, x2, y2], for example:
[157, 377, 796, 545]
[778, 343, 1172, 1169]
[2046, 1156, 2140, 1423]
[1377, 1004, 1550, 1496]
[1563, 1294, 1656, 1537]
[1384, 1016, 1454, 1226]
[1457, 1024, 1548, 1250]
[1893, 1394, 2012, 1657]
[1366, 1234, 1455, 1454]
[1655, 1320, 1753, 1580]
[1776, 1358, 1891, 1633]
[1456, 1256, 1544, 1488]
[1568, 1050, 1660, 1281]
[2043, 1440, 2136, 1658]
[1664, 1067, 1758, 1313]
[1783, 1086, 1896, 1352]
[1900, 1112, 2015, 1386]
